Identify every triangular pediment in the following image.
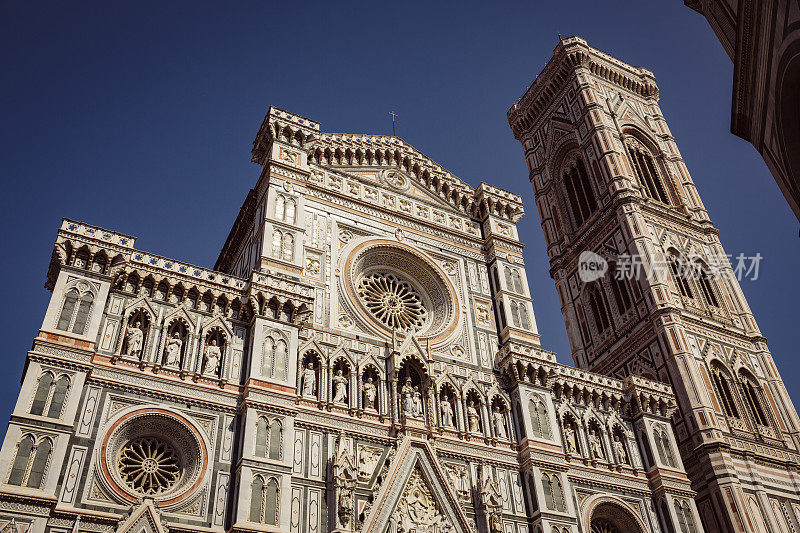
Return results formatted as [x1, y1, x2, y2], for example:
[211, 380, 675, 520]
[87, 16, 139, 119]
[116, 500, 167, 533]
[361, 437, 471, 533]
[330, 165, 466, 214]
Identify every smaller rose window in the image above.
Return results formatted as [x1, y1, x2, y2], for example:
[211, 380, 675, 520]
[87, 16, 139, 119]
[358, 273, 427, 332]
[118, 437, 182, 495]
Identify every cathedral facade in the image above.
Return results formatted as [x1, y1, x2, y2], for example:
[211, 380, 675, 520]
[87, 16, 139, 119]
[0, 98, 701, 533]
[508, 37, 800, 532]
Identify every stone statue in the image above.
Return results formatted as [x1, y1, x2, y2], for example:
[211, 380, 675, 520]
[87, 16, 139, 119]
[480, 466, 504, 533]
[401, 378, 416, 417]
[126, 320, 144, 358]
[413, 388, 423, 418]
[333, 369, 348, 403]
[613, 435, 628, 464]
[164, 332, 182, 367]
[589, 428, 604, 459]
[203, 339, 221, 376]
[440, 395, 454, 428]
[565, 423, 578, 454]
[362, 376, 377, 410]
[302, 363, 316, 397]
[492, 406, 507, 439]
[467, 400, 480, 433]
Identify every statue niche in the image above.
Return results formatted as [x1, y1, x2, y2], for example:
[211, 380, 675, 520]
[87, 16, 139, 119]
[398, 360, 427, 422]
[332, 359, 350, 405]
[300, 352, 320, 399]
[121, 309, 150, 360]
[439, 387, 456, 429]
[362, 366, 379, 411]
[202, 329, 226, 378]
[162, 319, 188, 369]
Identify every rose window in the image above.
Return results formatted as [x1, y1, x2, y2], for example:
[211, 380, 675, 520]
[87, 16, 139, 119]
[358, 273, 428, 332]
[118, 437, 182, 495]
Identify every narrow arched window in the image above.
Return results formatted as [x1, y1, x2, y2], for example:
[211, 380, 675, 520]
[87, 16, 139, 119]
[27, 438, 51, 488]
[262, 338, 275, 378]
[740, 373, 769, 426]
[519, 304, 531, 330]
[57, 290, 78, 331]
[625, 136, 671, 204]
[563, 157, 597, 228]
[275, 195, 285, 221]
[551, 475, 565, 512]
[609, 267, 633, 313]
[542, 474, 554, 510]
[696, 264, 719, 307]
[72, 292, 93, 334]
[588, 286, 611, 333]
[46, 376, 69, 418]
[249, 476, 264, 522]
[538, 402, 551, 439]
[285, 199, 296, 224]
[656, 428, 676, 467]
[711, 365, 740, 418]
[255, 417, 268, 458]
[510, 302, 520, 327]
[271, 230, 282, 259]
[30, 373, 53, 416]
[529, 400, 541, 438]
[512, 270, 523, 293]
[8, 435, 34, 486]
[505, 268, 513, 291]
[281, 233, 294, 261]
[274, 340, 287, 380]
[268, 420, 282, 460]
[265, 478, 279, 525]
[668, 255, 694, 299]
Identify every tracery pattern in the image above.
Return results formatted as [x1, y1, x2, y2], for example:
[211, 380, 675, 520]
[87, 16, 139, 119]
[118, 437, 182, 495]
[358, 273, 428, 332]
[590, 519, 620, 533]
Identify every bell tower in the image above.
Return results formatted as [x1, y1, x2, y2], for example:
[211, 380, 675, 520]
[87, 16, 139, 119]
[508, 37, 800, 532]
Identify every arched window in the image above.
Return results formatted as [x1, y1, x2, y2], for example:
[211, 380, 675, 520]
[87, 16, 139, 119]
[47, 376, 69, 418]
[8, 435, 51, 488]
[695, 263, 719, 307]
[274, 340, 287, 380]
[528, 399, 551, 440]
[711, 364, 740, 418]
[519, 304, 531, 330]
[587, 286, 611, 333]
[542, 472, 565, 511]
[674, 500, 697, 533]
[57, 290, 78, 331]
[255, 417, 268, 458]
[264, 477, 279, 525]
[30, 373, 53, 416]
[281, 233, 294, 261]
[654, 426, 676, 467]
[505, 268, 514, 291]
[8, 435, 35, 486]
[739, 371, 769, 426]
[609, 266, 633, 313]
[625, 136, 671, 204]
[668, 254, 694, 299]
[262, 338, 275, 378]
[271, 230, 282, 259]
[285, 199, 296, 224]
[512, 270, 523, 293]
[268, 420, 282, 460]
[563, 156, 598, 227]
[249, 476, 264, 522]
[510, 301, 521, 327]
[72, 292, 94, 334]
[27, 438, 51, 488]
[275, 195, 285, 221]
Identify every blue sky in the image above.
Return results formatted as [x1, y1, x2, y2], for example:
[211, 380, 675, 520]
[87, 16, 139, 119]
[2, 2, 798, 428]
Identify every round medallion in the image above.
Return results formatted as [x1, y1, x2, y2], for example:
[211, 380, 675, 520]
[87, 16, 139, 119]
[383, 169, 411, 191]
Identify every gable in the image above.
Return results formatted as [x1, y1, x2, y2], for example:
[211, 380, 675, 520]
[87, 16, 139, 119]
[361, 437, 471, 533]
